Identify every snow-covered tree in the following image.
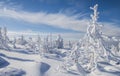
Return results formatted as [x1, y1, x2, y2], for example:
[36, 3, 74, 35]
[49, 34, 53, 49]
[39, 34, 59, 56]
[56, 35, 63, 49]
[118, 42, 120, 52]
[0, 27, 4, 49]
[79, 4, 111, 72]
[68, 41, 72, 49]
[36, 35, 44, 56]
[13, 37, 16, 48]
[42, 36, 49, 53]
[2, 27, 9, 44]
[0, 27, 9, 50]
[61, 4, 111, 73]
[17, 35, 27, 45]
[36, 35, 41, 50]
[26, 37, 36, 53]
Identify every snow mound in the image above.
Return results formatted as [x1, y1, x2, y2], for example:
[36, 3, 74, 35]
[0, 57, 9, 68]
[0, 67, 26, 76]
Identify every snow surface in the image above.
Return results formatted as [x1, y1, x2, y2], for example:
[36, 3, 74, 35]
[0, 49, 120, 76]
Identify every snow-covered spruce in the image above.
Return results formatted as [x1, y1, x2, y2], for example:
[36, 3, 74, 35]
[12, 37, 17, 49]
[55, 35, 64, 49]
[0, 27, 10, 50]
[60, 4, 120, 74]
[68, 40, 73, 49]
[16, 35, 27, 45]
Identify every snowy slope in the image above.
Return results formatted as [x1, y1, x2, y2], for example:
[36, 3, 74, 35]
[0, 49, 120, 76]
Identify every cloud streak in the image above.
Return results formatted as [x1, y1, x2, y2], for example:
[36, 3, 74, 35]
[0, 5, 119, 36]
[102, 22, 120, 36]
[0, 8, 89, 32]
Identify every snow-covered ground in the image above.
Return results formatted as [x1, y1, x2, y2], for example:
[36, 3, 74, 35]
[0, 49, 120, 76]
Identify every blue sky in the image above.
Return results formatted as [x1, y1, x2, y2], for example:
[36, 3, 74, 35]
[0, 0, 120, 36]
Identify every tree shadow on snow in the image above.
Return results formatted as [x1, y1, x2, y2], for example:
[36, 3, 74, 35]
[97, 63, 120, 75]
[44, 54, 63, 61]
[98, 62, 113, 66]
[40, 62, 50, 76]
[67, 71, 80, 75]
[0, 57, 9, 68]
[0, 67, 26, 76]
[10, 49, 35, 55]
[0, 53, 34, 62]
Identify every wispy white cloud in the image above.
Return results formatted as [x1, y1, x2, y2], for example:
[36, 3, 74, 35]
[102, 22, 120, 36]
[0, 8, 89, 32]
[0, 0, 22, 10]
[0, 2, 120, 37]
